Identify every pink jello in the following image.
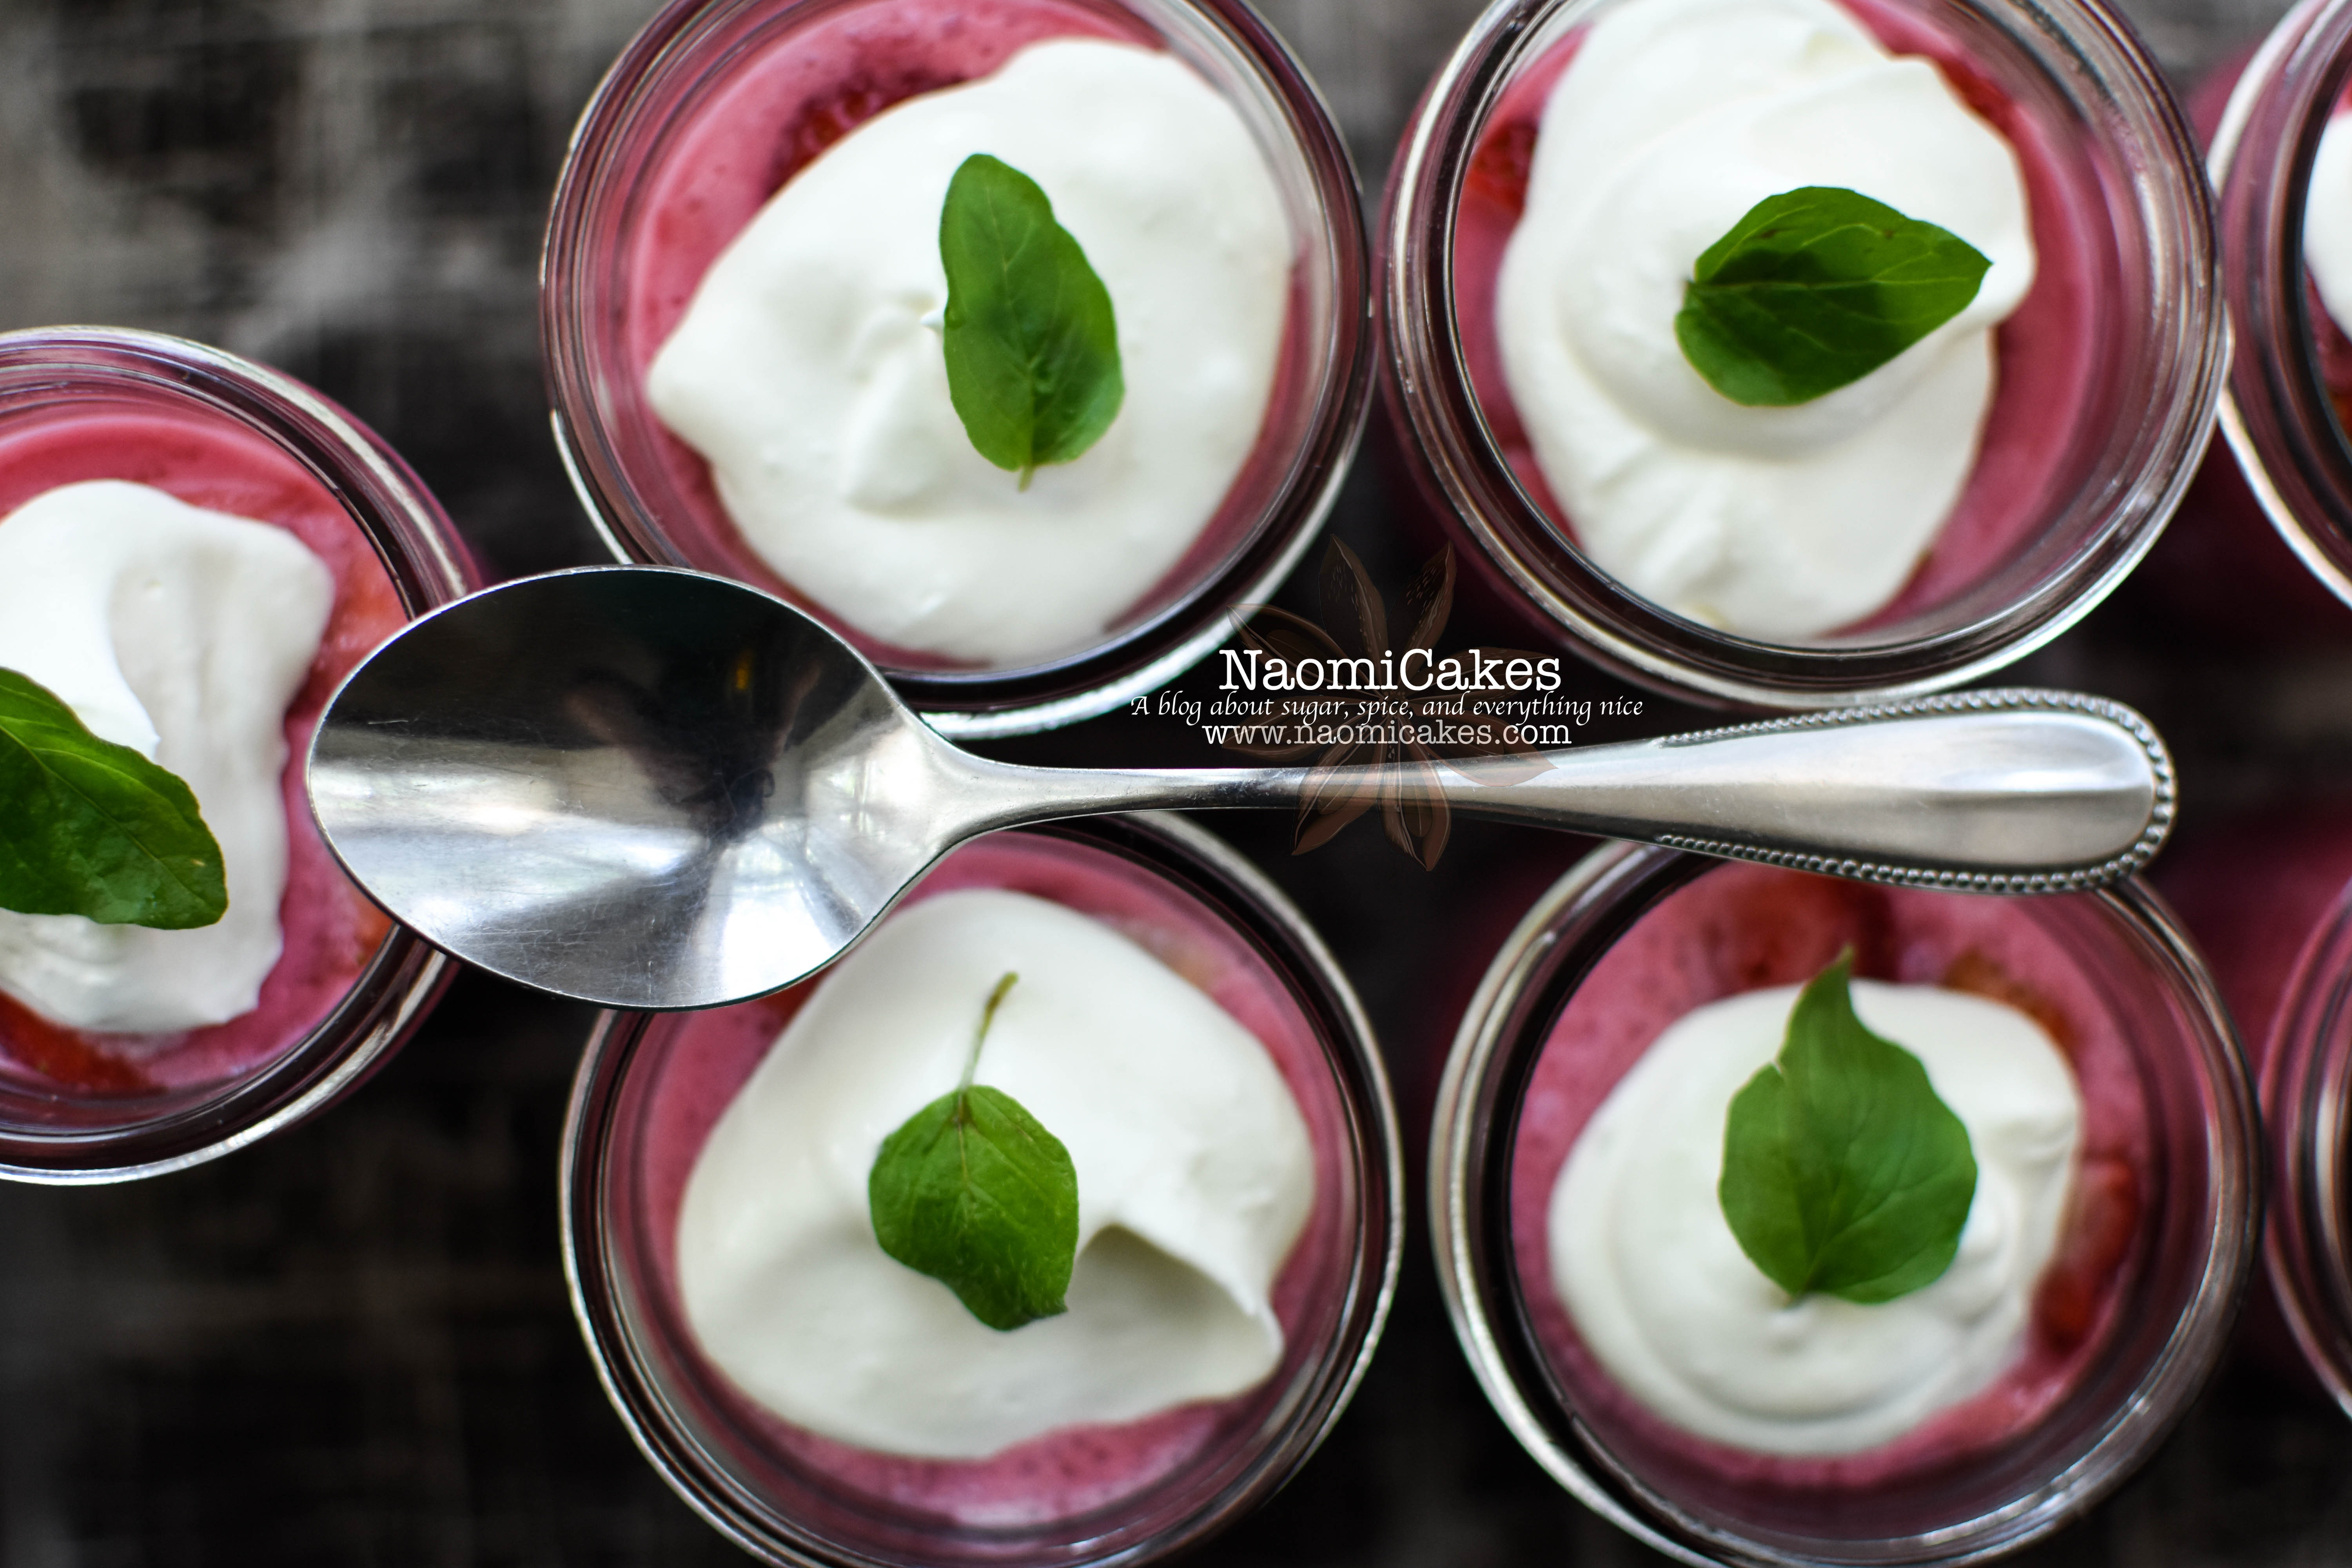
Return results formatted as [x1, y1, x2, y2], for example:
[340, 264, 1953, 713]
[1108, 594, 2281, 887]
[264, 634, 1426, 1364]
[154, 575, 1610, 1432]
[0, 326, 477, 1181]
[546, 0, 1352, 701]
[564, 819, 1397, 1566]
[0, 409, 408, 1095]
[1432, 844, 2253, 1561]
[1448, 0, 2097, 635]
[1510, 865, 2145, 1494]
[1379, 0, 2215, 707]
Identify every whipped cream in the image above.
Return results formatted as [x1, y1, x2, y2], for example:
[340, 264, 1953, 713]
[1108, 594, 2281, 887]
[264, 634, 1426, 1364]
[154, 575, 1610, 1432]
[649, 39, 1291, 667]
[1548, 979, 2079, 1455]
[1495, 0, 2036, 638]
[0, 480, 334, 1035]
[2307, 114, 2352, 337]
[677, 887, 1315, 1460]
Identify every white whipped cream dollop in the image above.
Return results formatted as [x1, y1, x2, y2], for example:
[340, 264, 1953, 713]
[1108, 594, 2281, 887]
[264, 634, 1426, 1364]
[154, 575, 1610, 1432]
[649, 40, 1292, 668]
[1548, 980, 2079, 1455]
[0, 480, 333, 1034]
[2306, 115, 2352, 337]
[677, 887, 1316, 1460]
[1495, 0, 2037, 638]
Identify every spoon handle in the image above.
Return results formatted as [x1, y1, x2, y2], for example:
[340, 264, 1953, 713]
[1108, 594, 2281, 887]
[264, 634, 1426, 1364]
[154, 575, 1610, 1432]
[977, 690, 2172, 894]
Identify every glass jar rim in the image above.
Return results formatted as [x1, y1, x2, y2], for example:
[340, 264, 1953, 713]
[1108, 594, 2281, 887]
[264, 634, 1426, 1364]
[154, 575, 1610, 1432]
[559, 811, 1404, 1566]
[0, 325, 477, 1183]
[539, 0, 1374, 739]
[1379, 0, 2224, 711]
[1428, 843, 2258, 1566]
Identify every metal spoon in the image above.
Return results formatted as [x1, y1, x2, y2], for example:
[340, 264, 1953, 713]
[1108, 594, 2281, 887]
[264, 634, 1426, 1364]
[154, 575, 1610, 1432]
[306, 567, 2173, 1010]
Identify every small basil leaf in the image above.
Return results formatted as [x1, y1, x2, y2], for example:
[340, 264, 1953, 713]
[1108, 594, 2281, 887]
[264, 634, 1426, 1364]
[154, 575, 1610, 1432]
[939, 153, 1125, 486]
[0, 666, 228, 930]
[868, 973, 1079, 1331]
[1719, 951, 1978, 1304]
[1675, 186, 1991, 407]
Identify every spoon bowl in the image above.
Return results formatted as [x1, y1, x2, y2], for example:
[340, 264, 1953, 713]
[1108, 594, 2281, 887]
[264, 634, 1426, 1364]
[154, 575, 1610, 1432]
[309, 568, 2174, 1009]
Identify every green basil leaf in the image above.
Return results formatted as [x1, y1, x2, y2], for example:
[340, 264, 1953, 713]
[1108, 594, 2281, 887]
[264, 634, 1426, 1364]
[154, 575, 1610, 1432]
[939, 153, 1125, 486]
[868, 973, 1079, 1331]
[1675, 186, 1991, 407]
[0, 666, 227, 930]
[1718, 951, 1977, 1304]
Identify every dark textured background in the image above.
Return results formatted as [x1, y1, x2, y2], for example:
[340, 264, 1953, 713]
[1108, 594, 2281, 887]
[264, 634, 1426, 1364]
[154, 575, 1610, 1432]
[5, 0, 2352, 1563]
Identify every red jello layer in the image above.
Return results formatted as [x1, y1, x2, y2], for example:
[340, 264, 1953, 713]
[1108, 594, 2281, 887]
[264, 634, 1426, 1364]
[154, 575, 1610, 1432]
[1450, 0, 2099, 635]
[614, 0, 1315, 671]
[1508, 865, 2148, 1496]
[622, 831, 1353, 1527]
[0, 409, 405, 1094]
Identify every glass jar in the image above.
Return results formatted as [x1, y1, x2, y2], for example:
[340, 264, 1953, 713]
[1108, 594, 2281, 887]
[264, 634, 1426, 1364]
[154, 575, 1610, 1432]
[1430, 844, 2256, 1564]
[0, 327, 479, 1183]
[541, 0, 1370, 738]
[2211, 0, 2352, 610]
[561, 812, 1401, 1566]
[1381, 0, 2223, 709]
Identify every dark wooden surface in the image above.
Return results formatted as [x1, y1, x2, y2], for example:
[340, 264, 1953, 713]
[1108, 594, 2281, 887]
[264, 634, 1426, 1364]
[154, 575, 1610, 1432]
[5, 0, 2352, 1563]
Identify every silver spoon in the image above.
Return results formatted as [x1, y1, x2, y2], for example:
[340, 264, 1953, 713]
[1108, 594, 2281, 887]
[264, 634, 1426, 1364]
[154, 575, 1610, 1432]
[306, 567, 2173, 1010]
